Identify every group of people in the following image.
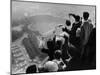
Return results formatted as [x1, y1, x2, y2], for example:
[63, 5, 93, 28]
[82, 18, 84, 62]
[26, 11, 96, 73]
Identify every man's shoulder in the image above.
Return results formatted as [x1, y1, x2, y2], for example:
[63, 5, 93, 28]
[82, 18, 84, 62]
[83, 21, 91, 27]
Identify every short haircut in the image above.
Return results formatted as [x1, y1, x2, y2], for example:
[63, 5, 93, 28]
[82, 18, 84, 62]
[56, 40, 62, 48]
[83, 12, 89, 20]
[66, 20, 71, 26]
[26, 64, 37, 74]
[75, 15, 80, 22]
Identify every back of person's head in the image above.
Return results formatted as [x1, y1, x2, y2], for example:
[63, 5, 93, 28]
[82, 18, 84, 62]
[83, 12, 89, 20]
[44, 61, 58, 72]
[75, 15, 80, 22]
[56, 40, 62, 49]
[47, 40, 53, 49]
[54, 50, 62, 59]
[66, 20, 71, 26]
[26, 64, 37, 74]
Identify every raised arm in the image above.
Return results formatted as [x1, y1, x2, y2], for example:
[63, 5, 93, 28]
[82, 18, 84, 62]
[69, 13, 76, 19]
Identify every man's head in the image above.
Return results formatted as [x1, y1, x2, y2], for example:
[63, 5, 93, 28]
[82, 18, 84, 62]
[66, 20, 71, 26]
[26, 64, 37, 74]
[44, 61, 58, 72]
[75, 15, 80, 22]
[56, 40, 62, 49]
[83, 12, 89, 21]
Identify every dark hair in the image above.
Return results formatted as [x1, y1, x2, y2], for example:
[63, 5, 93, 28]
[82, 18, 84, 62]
[56, 40, 62, 49]
[47, 40, 54, 49]
[54, 50, 62, 59]
[66, 20, 71, 26]
[75, 15, 80, 22]
[26, 64, 37, 74]
[83, 12, 89, 20]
